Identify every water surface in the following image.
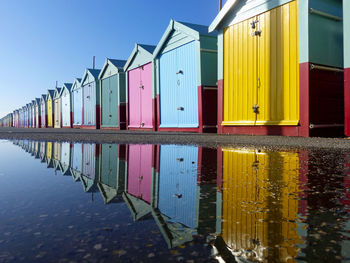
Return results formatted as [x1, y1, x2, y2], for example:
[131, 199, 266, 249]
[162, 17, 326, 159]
[0, 140, 349, 262]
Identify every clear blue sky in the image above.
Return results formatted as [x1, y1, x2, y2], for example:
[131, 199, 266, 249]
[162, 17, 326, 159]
[0, 0, 223, 118]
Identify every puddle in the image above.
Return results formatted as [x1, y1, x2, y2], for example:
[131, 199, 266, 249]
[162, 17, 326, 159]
[0, 140, 349, 262]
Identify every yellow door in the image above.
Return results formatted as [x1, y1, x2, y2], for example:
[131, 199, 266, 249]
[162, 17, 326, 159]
[223, 1, 299, 126]
[47, 99, 53, 127]
[221, 148, 301, 262]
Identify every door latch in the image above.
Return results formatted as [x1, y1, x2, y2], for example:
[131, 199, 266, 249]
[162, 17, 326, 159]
[140, 122, 145, 127]
[109, 114, 112, 118]
[176, 158, 184, 162]
[250, 20, 259, 29]
[177, 107, 184, 111]
[140, 85, 144, 89]
[253, 104, 260, 114]
[176, 70, 183, 75]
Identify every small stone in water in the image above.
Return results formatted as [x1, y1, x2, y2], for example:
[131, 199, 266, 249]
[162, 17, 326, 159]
[93, 244, 102, 250]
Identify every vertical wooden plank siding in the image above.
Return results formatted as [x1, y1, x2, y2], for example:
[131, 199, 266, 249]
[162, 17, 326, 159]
[73, 88, 82, 126]
[223, 0, 299, 126]
[222, 149, 300, 261]
[127, 144, 153, 203]
[47, 99, 53, 127]
[128, 67, 142, 128]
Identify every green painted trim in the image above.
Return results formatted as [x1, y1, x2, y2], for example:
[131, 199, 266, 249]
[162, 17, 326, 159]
[344, 0, 350, 68]
[153, 20, 200, 59]
[71, 78, 82, 92]
[210, 0, 294, 32]
[218, 31, 224, 80]
[196, 40, 202, 87]
[299, 0, 309, 64]
[124, 44, 154, 72]
[99, 59, 123, 80]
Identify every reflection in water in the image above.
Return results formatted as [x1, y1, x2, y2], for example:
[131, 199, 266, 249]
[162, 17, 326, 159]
[9, 140, 350, 262]
[217, 149, 301, 262]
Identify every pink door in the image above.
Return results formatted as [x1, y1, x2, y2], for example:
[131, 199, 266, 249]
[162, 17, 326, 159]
[127, 144, 153, 203]
[140, 63, 153, 128]
[128, 68, 141, 128]
[128, 63, 153, 129]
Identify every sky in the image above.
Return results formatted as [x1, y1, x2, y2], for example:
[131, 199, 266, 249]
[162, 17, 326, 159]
[0, 0, 223, 118]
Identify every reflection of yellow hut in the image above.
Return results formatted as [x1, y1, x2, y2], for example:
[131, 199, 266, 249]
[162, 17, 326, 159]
[46, 142, 54, 168]
[220, 148, 301, 262]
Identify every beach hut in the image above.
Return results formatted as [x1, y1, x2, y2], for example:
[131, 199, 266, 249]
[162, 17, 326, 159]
[99, 59, 127, 130]
[53, 87, 62, 128]
[70, 143, 83, 182]
[72, 78, 83, 128]
[27, 102, 32, 128]
[124, 44, 156, 131]
[81, 69, 101, 129]
[216, 148, 301, 261]
[23, 105, 28, 128]
[46, 90, 55, 128]
[13, 110, 18, 127]
[153, 20, 218, 133]
[344, 0, 350, 136]
[19, 108, 23, 127]
[40, 95, 47, 128]
[34, 98, 41, 128]
[31, 100, 36, 128]
[209, 0, 344, 137]
[61, 83, 73, 128]
[81, 143, 100, 192]
[98, 144, 126, 204]
[60, 142, 72, 176]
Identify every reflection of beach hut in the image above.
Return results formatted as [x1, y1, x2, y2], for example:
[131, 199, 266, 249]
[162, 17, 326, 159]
[98, 144, 126, 204]
[216, 148, 301, 261]
[61, 83, 73, 128]
[99, 59, 127, 130]
[34, 98, 41, 128]
[152, 145, 217, 248]
[209, 0, 343, 137]
[40, 141, 46, 163]
[72, 78, 83, 128]
[40, 95, 47, 128]
[81, 143, 100, 192]
[53, 87, 62, 128]
[124, 44, 156, 131]
[53, 142, 62, 171]
[34, 142, 40, 159]
[81, 69, 101, 129]
[60, 142, 72, 175]
[23, 105, 28, 128]
[46, 142, 54, 168]
[70, 143, 83, 182]
[46, 90, 55, 128]
[154, 20, 218, 133]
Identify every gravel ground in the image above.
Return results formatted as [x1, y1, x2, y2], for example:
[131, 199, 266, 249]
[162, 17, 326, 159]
[1, 127, 350, 151]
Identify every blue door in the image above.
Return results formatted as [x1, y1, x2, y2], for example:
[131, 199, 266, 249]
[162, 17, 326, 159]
[73, 88, 82, 125]
[158, 145, 198, 228]
[159, 41, 198, 128]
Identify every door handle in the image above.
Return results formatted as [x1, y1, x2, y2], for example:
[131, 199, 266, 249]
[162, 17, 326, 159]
[176, 158, 184, 162]
[177, 107, 184, 111]
[140, 85, 144, 89]
[176, 70, 183, 75]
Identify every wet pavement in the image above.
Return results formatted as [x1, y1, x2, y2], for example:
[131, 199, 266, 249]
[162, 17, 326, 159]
[0, 139, 350, 262]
